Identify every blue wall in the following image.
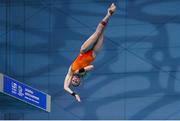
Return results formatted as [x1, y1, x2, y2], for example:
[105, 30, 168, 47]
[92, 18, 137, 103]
[0, 0, 180, 119]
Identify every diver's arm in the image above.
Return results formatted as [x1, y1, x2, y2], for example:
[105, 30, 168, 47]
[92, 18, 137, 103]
[64, 66, 81, 102]
[64, 67, 73, 94]
[74, 65, 94, 75]
[84, 65, 94, 71]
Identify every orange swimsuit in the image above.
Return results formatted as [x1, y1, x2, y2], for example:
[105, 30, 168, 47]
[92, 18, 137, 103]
[71, 50, 95, 73]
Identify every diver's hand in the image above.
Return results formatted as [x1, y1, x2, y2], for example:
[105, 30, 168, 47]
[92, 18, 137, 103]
[75, 94, 81, 102]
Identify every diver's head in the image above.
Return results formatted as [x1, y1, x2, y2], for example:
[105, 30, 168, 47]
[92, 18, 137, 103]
[71, 68, 87, 87]
[71, 75, 81, 87]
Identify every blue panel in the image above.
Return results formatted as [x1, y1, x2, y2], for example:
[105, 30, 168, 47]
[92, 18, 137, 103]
[3, 75, 47, 111]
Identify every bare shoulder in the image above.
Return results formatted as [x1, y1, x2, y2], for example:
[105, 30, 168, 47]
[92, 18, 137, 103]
[68, 66, 73, 74]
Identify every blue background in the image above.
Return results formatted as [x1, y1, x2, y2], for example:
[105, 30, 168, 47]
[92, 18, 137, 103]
[0, 0, 180, 120]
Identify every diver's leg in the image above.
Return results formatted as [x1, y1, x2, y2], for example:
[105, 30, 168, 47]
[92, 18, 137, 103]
[93, 33, 104, 52]
[80, 3, 116, 53]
